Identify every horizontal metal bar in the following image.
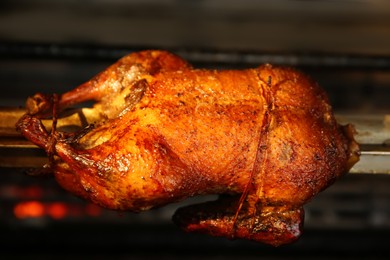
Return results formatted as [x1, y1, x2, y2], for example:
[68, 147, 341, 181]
[0, 146, 47, 168]
[1, 42, 390, 70]
[3, 108, 390, 145]
[1, 107, 389, 173]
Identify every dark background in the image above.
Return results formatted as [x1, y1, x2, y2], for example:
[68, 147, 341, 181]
[1, 1, 390, 259]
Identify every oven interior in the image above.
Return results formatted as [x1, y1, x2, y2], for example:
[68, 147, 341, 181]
[1, 1, 390, 259]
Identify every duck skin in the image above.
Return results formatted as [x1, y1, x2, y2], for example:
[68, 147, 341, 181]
[16, 50, 360, 246]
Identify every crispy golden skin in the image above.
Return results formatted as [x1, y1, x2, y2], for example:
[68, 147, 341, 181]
[16, 50, 359, 246]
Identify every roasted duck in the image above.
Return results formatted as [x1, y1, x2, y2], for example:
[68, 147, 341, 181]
[16, 50, 360, 246]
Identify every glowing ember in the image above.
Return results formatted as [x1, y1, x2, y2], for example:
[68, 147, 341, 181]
[13, 200, 103, 220]
[14, 201, 45, 219]
[47, 202, 67, 219]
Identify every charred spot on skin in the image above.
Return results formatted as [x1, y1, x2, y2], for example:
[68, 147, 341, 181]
[267, 75, 272, 88]
[325, 145, 338, 159]
[253, 207, 302, 232]
[313, 153, 322, 161]
[124, 79, 148, 108]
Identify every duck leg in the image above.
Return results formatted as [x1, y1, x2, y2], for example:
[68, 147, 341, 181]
[173, 195, 304, 247]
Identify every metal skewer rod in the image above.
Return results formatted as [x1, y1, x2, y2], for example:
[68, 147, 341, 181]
[0, 107, 389, 173]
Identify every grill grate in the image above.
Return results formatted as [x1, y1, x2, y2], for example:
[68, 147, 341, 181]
[2, 42, 390, 70]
